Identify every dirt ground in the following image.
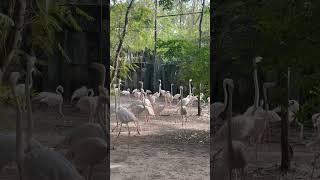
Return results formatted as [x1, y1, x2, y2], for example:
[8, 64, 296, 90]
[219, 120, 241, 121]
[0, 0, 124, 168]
[2, 95, 320, 179]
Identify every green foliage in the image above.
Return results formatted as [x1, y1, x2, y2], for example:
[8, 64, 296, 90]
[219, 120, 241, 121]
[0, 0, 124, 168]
[159, 0, 174, 10]
[111, 0, 209, 90]
[157, 39, 190, 61]
[30, 1, 94, 62]
[118, 60, 138, 81]
[157, 38, 209, 94]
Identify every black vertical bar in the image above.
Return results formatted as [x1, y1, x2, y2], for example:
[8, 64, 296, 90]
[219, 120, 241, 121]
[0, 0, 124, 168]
[210, 0, 216, 178]
[102, 0, 110, 179]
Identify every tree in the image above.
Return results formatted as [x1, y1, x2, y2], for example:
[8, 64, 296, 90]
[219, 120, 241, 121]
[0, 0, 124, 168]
[111, 0, 135, 85]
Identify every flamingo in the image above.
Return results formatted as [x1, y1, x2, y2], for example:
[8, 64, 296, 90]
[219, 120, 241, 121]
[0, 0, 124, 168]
[159, 79, 166, 96]
[71, 86, 88, 103]
[76, 89, 98, 123]
[312, 113, 320, 134]
[178, 86, 187, 127]
[244, 56, 263, 116]
[189, 79, 192, 96]
[222, 78, 247, 180]
[33, 85, 66, 124]
[211, 79, 228, 121]
[112, 84, 141, 149]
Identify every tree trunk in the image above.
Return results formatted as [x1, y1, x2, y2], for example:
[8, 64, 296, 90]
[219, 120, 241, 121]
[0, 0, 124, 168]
[25, 54, 34, 152]
[1, 0, 26, 83]
[153, 0, 158, 92]
[281, 67, 290, 171]
[10, 77, 23, 180]
[198, 83, 202, 116]
[198, 0, 205, 48]
[111, 0, 135, 85]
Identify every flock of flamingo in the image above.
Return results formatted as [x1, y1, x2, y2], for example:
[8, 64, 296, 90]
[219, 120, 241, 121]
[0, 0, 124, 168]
[6, 56, 320, 179]
[110, 78, 209, 140]
[0, 62, 110, 180]
[0, 58, 211, 179]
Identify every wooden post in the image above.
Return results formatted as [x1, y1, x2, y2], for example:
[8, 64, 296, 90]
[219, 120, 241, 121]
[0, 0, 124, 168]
[198, 83, 201, 116]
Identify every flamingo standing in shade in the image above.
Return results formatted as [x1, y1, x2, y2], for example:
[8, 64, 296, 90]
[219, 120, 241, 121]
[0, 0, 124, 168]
[244, 56, 263, 116]
[312, 113, 320, 134]
[211, 79, 228, 122]
[222, 78, 247, 180]
[71, 86, 88, 103]
[33, 85, 67, 124]
[76, 89, 98, 123]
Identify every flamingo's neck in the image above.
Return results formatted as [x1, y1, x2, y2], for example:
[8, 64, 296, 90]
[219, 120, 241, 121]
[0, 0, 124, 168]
[227, 85, 234, 155]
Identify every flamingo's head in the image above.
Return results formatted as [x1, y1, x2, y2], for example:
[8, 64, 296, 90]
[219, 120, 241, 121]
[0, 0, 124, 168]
[179, 86, 183, 90]
[223, 79, 234, 88]
[57, 85, 64, 93]
[189, 79, 192, 82]
[289, 100, 299, 108]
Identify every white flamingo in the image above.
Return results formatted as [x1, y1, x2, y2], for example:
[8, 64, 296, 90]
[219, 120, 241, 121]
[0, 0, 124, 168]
[148, 94, 157, 106]
[312, 113, 320, 134]
[120, 90, 130, 96]
[173, 93, 181, 101]
[244, 56, 263, 116]
[221, 78, 248, 180]
[189, 79, 192, 96]
[214, 79, 256, 144]
[154, 92, 160, 98]
[128, 93, 155, 123]
[165, 91, 173, 107]
[211, 79, 228, 120]
[178, 86, 187, 127]
[33, 85, 66, 124]
[159, 80, 166, 96]
[112, 85, 141, 149]
[76, 89, 98, 123]
[71, 86, 88, 103]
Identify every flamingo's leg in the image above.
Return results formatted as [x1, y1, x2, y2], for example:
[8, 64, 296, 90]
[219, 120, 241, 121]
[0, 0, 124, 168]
[126, 123, 130, 136]
[134, 121, 140, 135]
[299, 122, 304, 141]
[113, 123, 122, 149]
